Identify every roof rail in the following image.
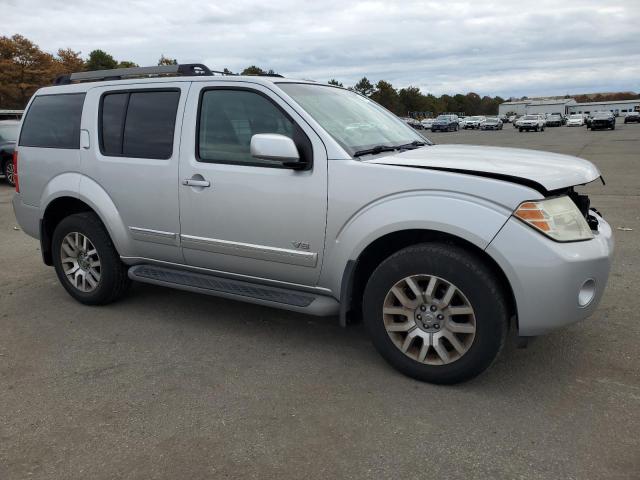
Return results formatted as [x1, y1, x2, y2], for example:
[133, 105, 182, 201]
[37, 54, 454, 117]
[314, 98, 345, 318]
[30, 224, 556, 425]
[53, 63, 214, 85]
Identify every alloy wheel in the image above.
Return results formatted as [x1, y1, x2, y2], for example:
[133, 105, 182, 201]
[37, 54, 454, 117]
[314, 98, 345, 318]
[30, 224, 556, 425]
[5, 161, 14, 185]
[382, 274, 476, 365]
[60, 232, 101, 292]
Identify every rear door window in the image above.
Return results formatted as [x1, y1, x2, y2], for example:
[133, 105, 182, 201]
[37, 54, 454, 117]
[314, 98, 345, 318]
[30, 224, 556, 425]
[100, 90, 180, 159]
[19, 93, 85, 149]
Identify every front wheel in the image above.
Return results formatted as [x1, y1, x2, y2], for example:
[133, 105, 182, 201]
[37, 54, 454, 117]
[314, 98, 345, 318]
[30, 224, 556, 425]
[52, 212, 130, 305]
[363, 243, 508, 384]
[2, 158, 15, 187]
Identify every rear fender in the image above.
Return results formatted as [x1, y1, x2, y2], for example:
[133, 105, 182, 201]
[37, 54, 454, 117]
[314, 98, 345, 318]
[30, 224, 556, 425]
[40, 173, 131, 256]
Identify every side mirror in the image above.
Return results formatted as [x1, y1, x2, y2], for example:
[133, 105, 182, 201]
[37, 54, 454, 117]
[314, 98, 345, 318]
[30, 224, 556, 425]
[250, 133, 308, 169]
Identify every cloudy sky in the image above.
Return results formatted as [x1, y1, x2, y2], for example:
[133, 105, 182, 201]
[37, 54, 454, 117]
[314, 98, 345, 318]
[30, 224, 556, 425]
[4, 0, 640, 98]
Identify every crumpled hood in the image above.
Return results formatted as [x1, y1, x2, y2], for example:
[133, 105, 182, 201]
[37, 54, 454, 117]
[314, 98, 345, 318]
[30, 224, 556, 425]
[366, 144, 601, 192]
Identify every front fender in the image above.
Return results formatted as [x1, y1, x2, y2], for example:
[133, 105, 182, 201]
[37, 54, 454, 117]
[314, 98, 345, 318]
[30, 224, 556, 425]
[40, 173, 131, 257]
[320, 191, 512, 294]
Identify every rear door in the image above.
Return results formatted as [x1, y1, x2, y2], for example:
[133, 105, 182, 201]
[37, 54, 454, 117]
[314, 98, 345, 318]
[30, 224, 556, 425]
[178, 81, 328, 286]
[81, 82, 190, 263]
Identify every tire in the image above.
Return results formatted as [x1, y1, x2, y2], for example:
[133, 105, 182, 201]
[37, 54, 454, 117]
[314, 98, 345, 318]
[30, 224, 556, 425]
[362, 243, 508, 384]
[519, 128, 523, 132]
[541, 126, 545, 132]
[611, 124, 615, 130]
[52, 212, 130, 305]
[2, 158, 15, 187]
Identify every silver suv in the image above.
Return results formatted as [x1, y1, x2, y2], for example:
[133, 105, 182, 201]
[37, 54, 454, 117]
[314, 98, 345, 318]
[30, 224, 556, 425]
[12, 64, 613, 384]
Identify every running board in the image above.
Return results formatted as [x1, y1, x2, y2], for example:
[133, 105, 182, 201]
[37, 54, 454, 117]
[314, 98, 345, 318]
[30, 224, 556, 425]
[128, 265, 339, 316]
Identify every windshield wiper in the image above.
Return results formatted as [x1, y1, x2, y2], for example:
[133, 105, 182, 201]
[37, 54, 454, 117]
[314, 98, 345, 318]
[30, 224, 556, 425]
[396, 140, 429, 150]
[353, 145, 398, 157]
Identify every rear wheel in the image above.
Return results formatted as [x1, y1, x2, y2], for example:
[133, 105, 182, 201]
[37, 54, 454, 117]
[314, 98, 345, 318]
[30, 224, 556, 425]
[519, 128, 523, 132]
[2, 158, 15, 187]
[363, 243, 508, 384]
[52, 212, 130, 305]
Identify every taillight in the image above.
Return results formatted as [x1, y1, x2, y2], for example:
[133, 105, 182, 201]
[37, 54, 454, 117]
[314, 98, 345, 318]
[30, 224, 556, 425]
[12, 150, 19, 192]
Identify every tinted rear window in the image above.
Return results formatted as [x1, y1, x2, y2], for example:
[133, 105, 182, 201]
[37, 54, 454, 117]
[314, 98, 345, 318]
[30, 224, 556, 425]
[100, 90, 180, 159]
[19, 93, 85, 149]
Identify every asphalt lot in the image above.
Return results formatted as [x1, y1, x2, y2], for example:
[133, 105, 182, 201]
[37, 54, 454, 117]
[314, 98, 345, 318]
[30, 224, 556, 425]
[1, 122, 639, 479]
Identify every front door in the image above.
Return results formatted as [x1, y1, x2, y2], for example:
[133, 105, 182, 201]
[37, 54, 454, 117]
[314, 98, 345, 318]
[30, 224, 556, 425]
[178, 82, 328, 286]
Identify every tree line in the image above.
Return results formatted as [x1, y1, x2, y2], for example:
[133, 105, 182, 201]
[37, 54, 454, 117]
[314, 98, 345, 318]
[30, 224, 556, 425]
[2, 34, 637, 116]
[330, 77, 505, 117]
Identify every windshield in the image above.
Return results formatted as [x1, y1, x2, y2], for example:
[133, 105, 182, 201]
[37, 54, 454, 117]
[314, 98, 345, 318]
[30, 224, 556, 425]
[523, 115, 538, 120]
[486, 118, 498, 123]
[569, 115, 582, 119]
[0, 124, 18, 143]
[278, 83, 426, 156]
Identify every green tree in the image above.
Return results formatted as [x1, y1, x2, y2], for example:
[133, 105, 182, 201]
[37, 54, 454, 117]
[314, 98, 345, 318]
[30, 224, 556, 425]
[370, 80, 401, 114]
[328, 79, 343, 87]
[398, 86, 427, 114]
[158, 54, 177, 66]
[353, 77, 374, 96]
[86, 49, 117, 71]
[241, 65, 266, 75]
[117, 61, 138, 68]
[223, 68, 234, 75]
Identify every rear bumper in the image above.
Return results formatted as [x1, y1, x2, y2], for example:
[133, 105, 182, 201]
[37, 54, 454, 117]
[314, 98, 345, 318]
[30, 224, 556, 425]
[12, 193, 40, 239]
[487, 212, 614, 336]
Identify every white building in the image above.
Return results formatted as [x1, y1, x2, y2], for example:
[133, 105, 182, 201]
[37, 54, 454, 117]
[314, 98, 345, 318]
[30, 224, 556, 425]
[498, 100, 529, 116]
[498, 98, 576, 116]
[566, 99, 640, 116]
[525, 99, 577, 116]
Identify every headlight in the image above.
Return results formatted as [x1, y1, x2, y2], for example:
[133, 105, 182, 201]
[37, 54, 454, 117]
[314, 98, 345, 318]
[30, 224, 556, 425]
[514, 196, 594, 242]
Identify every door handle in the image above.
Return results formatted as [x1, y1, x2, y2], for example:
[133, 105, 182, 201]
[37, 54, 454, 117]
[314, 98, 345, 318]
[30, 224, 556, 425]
[182, 178, 211, 188]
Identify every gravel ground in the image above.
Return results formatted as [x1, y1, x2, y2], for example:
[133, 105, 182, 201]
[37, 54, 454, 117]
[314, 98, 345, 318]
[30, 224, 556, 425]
[1, 121, 639, 479]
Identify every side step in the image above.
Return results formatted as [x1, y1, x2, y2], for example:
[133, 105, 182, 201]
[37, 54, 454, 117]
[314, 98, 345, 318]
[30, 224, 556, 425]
[128, 265, 339, 316]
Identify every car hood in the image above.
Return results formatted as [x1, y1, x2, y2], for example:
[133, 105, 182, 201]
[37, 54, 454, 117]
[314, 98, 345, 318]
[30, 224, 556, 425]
[365, 144, 601, 192]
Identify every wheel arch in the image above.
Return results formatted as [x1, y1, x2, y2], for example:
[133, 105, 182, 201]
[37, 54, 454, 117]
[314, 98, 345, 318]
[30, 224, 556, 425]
[40, 176, 130, 265]
[340, 229, 517, 329]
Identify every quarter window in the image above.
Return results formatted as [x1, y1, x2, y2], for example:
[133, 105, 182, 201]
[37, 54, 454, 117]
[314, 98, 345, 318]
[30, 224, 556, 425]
[198, 89, 307, 167]
[19, 93, 85, 149]
[100, 90, 180, 159]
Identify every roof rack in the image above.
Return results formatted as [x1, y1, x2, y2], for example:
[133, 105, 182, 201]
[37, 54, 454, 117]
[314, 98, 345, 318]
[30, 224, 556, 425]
[53, 63, 216, 85]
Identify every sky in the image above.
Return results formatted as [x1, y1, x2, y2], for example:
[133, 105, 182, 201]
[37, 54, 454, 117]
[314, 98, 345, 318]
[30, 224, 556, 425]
[3, 0, 640, 98]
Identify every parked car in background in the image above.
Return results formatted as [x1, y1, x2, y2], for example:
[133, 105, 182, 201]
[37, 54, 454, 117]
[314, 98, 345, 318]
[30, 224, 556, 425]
[403, 117, 425, 130]
[624, 111, 640, 123]
[546, 114, 563, 127]
[518, 115, 546, 132]
[551, 112, 567, 125]
[431, 114, 459, 132]
[11, 64, 614, 385]
[480, 117, 503, 130]
[457, 117, 467, 128]
[0, 120, 19, 186]
[566, 114, 585, 127]
[588, 111, 615, 130]
[421, 118, 435, 129]
[508, 115, 517, 123]
[463, 116, 485, 129]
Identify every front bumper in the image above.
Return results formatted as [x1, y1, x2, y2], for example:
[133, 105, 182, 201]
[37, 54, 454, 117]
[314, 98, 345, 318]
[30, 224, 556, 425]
[486, 212, 613, 336]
